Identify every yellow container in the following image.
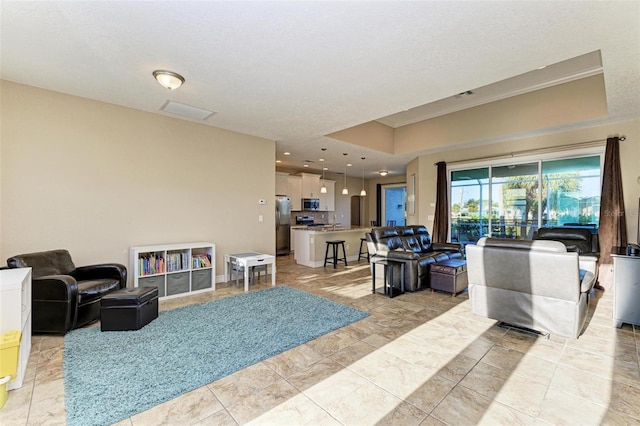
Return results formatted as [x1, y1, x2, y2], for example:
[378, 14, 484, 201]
[0, 376, 10, 409]
[0, 331, 21, 381]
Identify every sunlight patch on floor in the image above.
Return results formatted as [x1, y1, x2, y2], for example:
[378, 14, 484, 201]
[244, 299, 497, 425]
[322, 280, 372, 298]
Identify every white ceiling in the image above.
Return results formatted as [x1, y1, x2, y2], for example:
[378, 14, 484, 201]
[1, 1, 639, 178]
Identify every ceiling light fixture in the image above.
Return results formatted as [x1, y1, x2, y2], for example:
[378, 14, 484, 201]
[360, 157, 367, 197]
[152, 70, 185, 90]
[342, 153, 349, 195]
[319, 157, 327, 194]
[379, 170, 389, 177]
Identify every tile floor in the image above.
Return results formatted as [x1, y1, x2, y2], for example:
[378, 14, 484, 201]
[1, 255, 639, 425]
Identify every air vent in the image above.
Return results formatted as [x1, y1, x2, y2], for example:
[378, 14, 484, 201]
[455, 90, 474, 98]
[160, 100, 216, 120]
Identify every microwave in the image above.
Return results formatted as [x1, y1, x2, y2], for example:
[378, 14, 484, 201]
[302, 198, 320, 211]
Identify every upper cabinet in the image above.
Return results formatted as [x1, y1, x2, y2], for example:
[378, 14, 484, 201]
[276, 172, 333, 211]
[300, 173, 321, 198]
[287, 175, 302, 210]
[276, 172, 289, 195]
[319, 180, 335, 211]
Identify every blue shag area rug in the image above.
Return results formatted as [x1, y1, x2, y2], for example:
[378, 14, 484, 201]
[64, 286, 369, 426]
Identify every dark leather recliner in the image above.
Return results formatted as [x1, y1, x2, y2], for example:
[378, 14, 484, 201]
[532, 227, 599, 278]
[7, 249, 127, 334]
[367, 225, 463, 291]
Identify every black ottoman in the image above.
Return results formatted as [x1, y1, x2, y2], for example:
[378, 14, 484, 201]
[100, 287, 158, 331]
[430, 259, 468, 297]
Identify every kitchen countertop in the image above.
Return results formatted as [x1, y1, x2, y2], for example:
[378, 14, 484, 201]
[293, 226, 372, 267]
[292, 225, 371, 232]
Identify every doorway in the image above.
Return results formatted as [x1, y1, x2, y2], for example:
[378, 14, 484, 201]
[350, 196, 361, 226]
[381, 184, 406, 226]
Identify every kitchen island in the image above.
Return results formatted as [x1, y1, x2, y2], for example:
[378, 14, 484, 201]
[293, 226, 372, 268]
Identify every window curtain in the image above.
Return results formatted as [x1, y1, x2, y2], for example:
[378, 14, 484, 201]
[598, 137, 627, 265]
[433, 161, 448, 242]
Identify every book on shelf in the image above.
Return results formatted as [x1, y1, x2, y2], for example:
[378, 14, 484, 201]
[138, 253, 165, 276]
[192, 253, 212, 269]
[165, 252, 191, 272]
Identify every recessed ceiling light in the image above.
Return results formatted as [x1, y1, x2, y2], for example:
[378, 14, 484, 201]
[284, 152, 290, 156]
[303, 164, 309, 167]
[319, 158, 325, 162]
[347, 163, 352, 167]
[379, 170, 389, 176]
[276, 160, 282, 163]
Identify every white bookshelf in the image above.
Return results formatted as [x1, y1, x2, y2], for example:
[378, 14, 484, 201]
[130, 242, 215, 299]
[0, 268, 32, 390]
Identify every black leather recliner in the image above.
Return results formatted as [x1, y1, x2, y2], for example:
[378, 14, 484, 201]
[7, 249, 127, 334]
[532, 227, 599, 279]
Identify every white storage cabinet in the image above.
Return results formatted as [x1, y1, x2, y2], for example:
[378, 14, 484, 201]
[288, 176, 302, 210]
[0, 268, 32, 390]
[300, 173, 321, 198]
[130, 242, 215, 300]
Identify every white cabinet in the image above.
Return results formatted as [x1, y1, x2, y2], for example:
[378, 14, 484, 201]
[288, 175, 302, 210]
[612, 253, 640, 328]
[319, 180, 335, 211]
[276, 172, 289, 196]
[0, 268, 32, 390]
[300, 173, 321, 198]
[130, 242, 215, 300]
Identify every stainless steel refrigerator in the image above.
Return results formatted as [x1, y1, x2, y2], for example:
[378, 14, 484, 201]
[275, 195, 291, 255]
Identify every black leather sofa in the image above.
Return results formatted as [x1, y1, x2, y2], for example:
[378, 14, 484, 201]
[532, 226, 599, 278]
[367, 225, 463, 291]
[7, 249, 127, 334]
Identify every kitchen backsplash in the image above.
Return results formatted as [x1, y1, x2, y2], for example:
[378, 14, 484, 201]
[291, 211, 337, 225]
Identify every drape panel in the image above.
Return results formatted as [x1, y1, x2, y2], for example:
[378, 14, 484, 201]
[598, 137, 627, 264]
[433, 161, 448, 242]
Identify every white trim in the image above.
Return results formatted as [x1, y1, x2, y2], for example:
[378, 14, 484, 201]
[447, 144, 605, 172]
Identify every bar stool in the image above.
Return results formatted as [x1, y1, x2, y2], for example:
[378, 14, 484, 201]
[324, 240, 347, 268]
[358, 237, 370, 262]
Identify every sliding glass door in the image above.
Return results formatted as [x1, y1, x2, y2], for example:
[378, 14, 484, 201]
[449, 154, 602, 243]
[450, 168, 489, 244]
[491, 162, 539, 239]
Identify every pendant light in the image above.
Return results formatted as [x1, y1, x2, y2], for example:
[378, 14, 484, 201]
[342, 153, 349, 195]
[320, 149, 327, 193]
[360, 157, 367, 197]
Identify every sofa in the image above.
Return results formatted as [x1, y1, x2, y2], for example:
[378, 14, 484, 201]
[532, 226, 599, 277]
[366, 225, 463, 292]
[7, 249, 127, 334]
[466, 237, 596, 338]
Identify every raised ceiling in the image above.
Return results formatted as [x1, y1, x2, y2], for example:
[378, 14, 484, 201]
[1, 2, 638, 177]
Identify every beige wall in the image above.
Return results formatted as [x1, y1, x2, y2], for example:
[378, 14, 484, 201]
[414, 118, 640, 241]
[395, 75, 607, 155]
[0, 81, 276, 278]
[326, 121, 395, 154]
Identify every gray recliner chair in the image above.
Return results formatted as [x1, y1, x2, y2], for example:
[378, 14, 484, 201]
[466, 237, 596, 339]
